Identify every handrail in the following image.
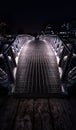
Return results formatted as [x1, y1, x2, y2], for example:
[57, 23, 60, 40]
[58, 36, 72, 54]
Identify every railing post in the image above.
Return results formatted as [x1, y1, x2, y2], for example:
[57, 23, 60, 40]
[3, 52, 14, 83]
[9, 46, 17, 67]
[61, 51, 73, 81]
[59, 46, 66, 67]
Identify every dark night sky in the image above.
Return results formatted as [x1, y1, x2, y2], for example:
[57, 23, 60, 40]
[0, 0, 76, 33]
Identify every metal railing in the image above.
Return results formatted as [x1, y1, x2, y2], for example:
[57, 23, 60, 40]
[58, 36, 75, 81]
[0, 36, 16, 83]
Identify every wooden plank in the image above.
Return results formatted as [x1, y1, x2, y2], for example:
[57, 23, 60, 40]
[49, 99, 73, 130]
[0, 97, 19, 130]
[0, 97, 75, 130]
[33, 99, 53, 130]
[14, 99, 33, 130]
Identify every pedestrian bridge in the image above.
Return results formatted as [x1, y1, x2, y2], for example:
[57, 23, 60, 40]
[0, 34, 76, 130]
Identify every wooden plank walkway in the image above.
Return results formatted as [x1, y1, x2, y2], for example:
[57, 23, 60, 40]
[0, 96, 76, 130]
[15, 40, 61, 97]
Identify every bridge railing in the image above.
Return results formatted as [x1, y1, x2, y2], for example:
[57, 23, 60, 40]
[13, 34, 34, 55]
[0, 34, 34, 83]
[58, 36, 76, 81]
[0, 36, 17, 84]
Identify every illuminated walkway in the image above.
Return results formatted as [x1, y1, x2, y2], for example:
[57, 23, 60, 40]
[15, 40, 61, 97]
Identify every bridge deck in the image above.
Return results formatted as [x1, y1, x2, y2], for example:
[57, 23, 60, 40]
[0, 40, 76, 129]
[15, 40, 61, 97]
